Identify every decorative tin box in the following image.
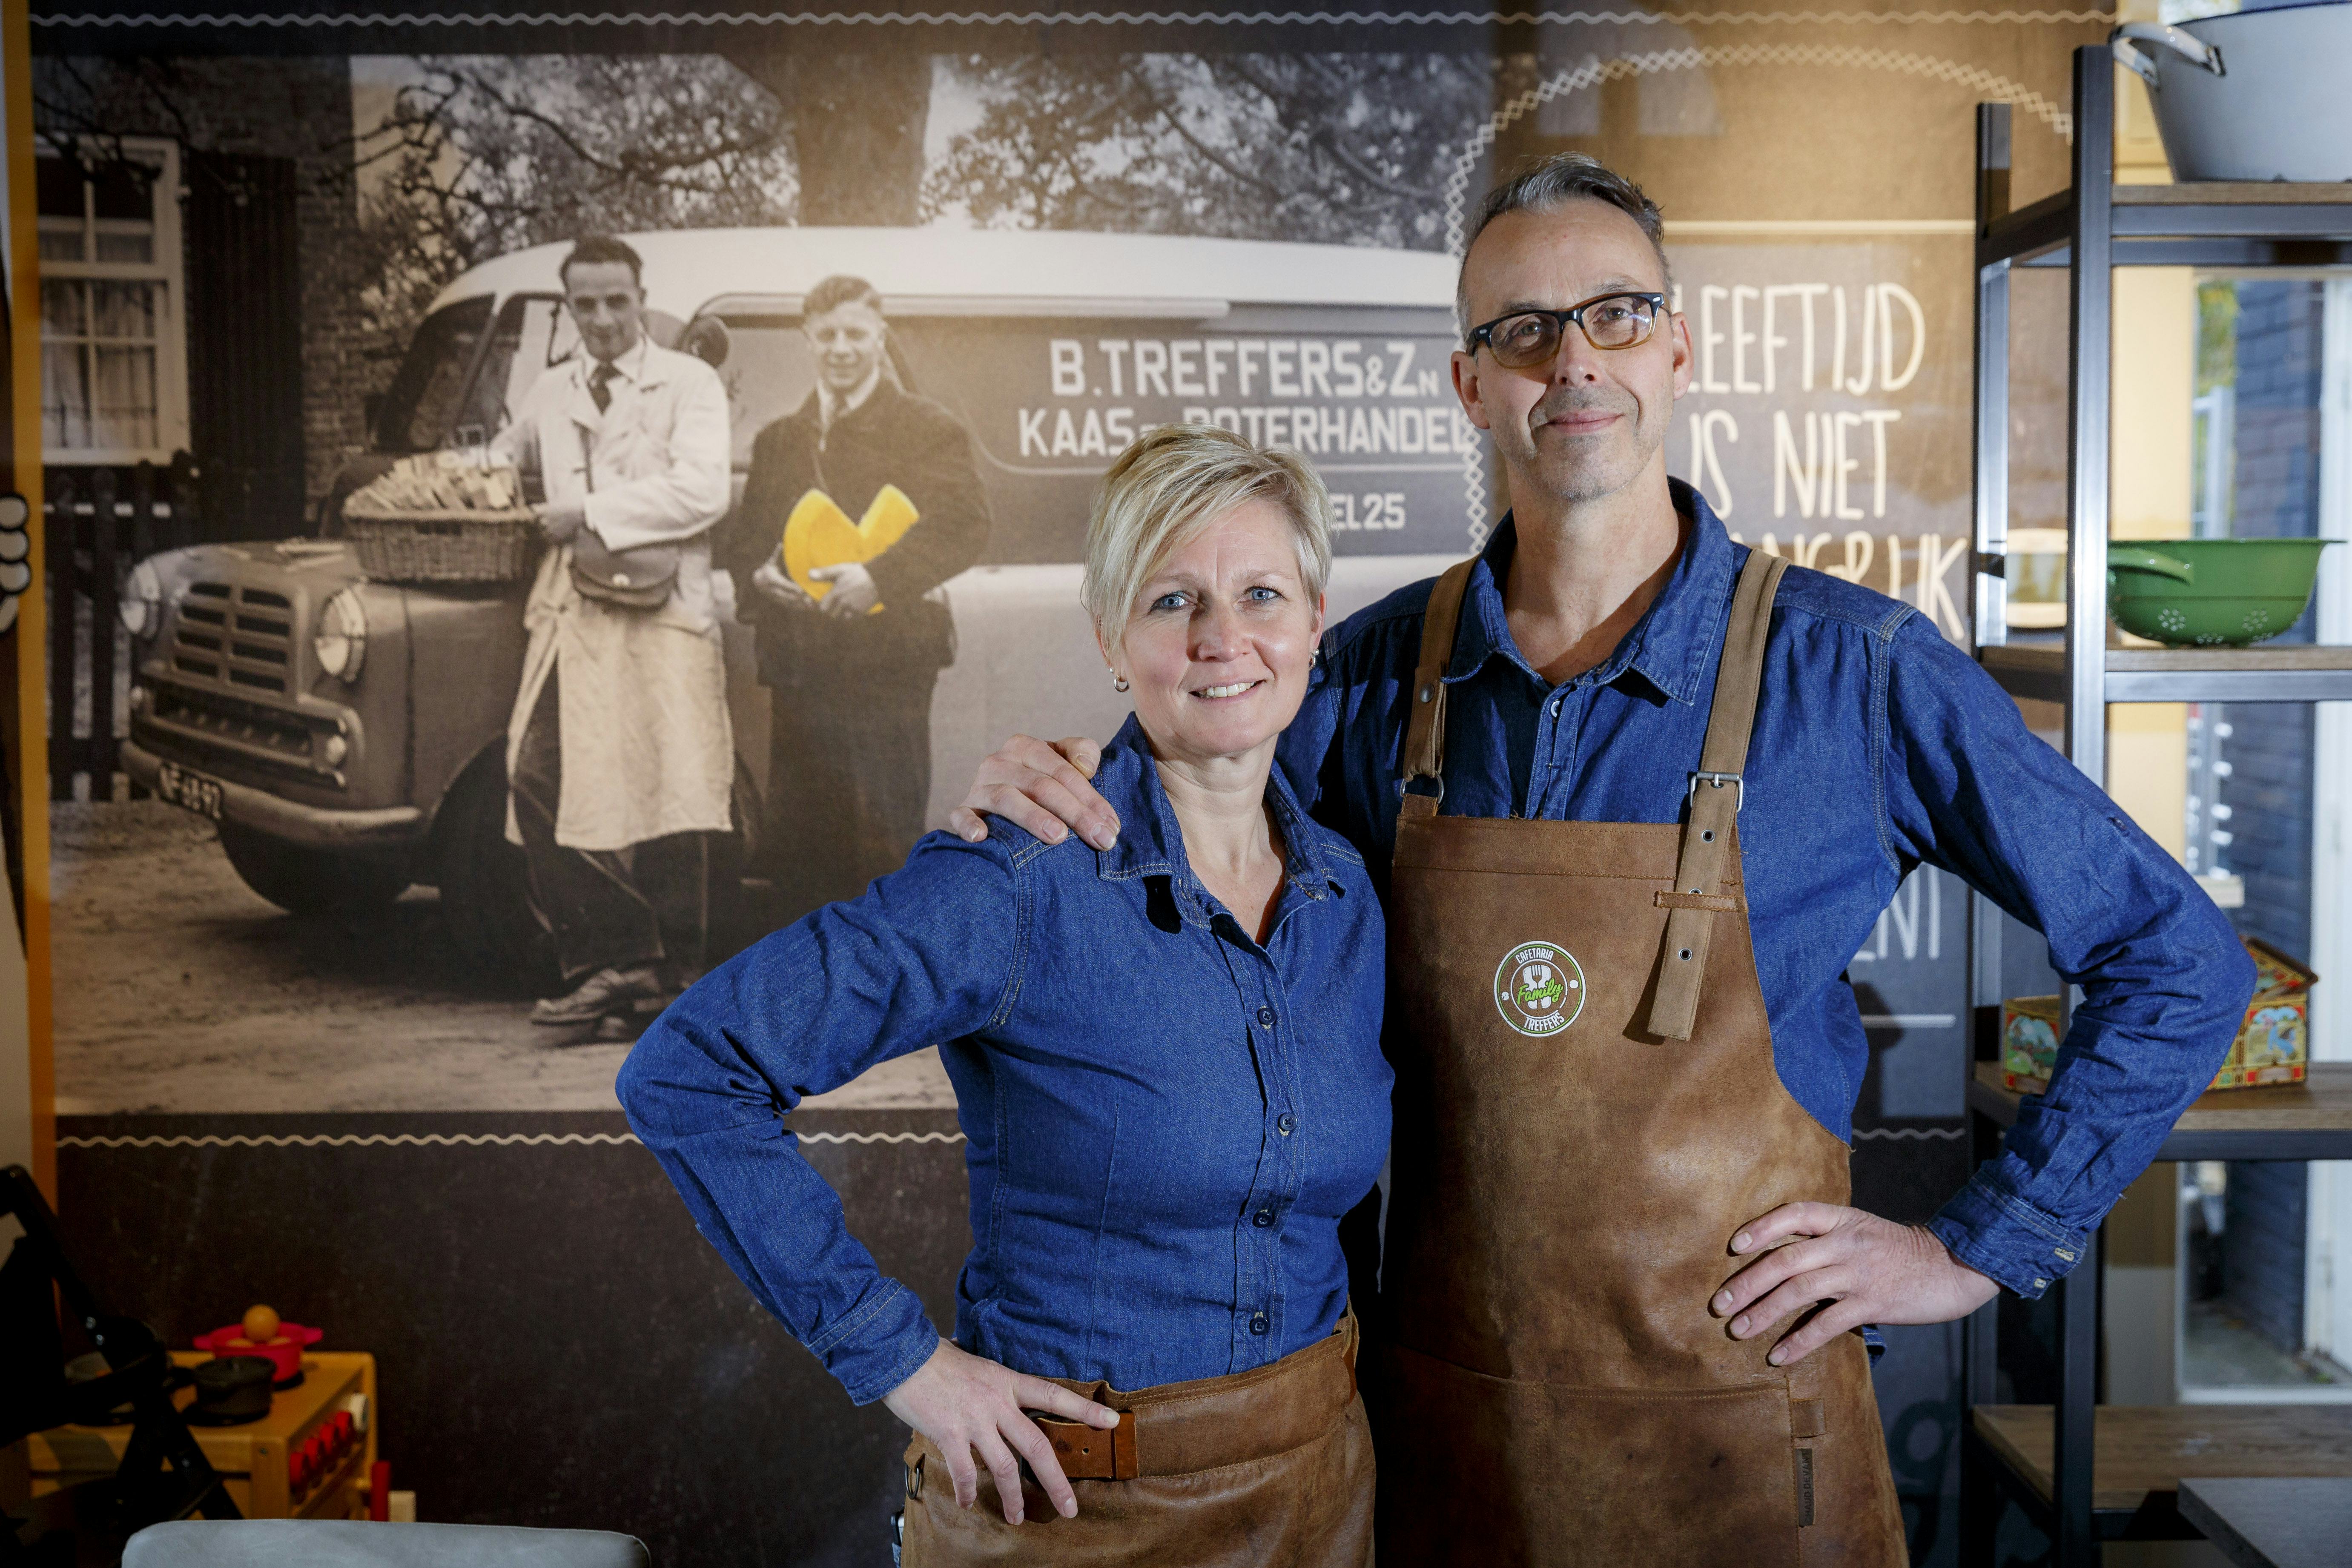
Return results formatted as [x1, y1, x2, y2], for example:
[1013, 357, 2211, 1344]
[2001, 936, 2313, 1095]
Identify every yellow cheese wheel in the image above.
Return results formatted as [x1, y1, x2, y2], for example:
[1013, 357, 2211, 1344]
[781, 486, 920, 614]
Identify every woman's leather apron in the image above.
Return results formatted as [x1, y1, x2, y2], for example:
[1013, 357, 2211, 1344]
[1373, 551, 1906, 1566]
[901, 1313, 1373, 1567]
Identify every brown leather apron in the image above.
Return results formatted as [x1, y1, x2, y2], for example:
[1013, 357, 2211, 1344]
[1373, 551, 1906, 1566]
[901, 1313, 1373, 1566]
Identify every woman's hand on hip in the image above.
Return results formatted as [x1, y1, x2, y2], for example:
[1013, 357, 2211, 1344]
[947, 735, 1119, 851]
[1709, 1202, 2000, 1365]
[883, 1339, 1122, 1523]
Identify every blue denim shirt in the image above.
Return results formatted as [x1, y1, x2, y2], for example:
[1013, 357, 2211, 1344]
[620, 714, 1393, 1404]
[1279, 483, 2253, 1301]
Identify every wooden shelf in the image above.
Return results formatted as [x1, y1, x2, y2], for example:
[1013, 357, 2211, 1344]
[1978, 644, 2352, 705]
[1970, 1062, 2352, 1161]
[1974, 1405, 2352, 1514]
[2112, 183, 2352, 208]
[2107, 647, 2352, 671]
[1983, 182, 2352, 269]
[2179, 1478, 2352, 1568]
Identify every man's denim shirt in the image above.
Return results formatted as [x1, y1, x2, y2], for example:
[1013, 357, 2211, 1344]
[1279, 483, 2254, 1301]
[620, 714, 1393, 1405]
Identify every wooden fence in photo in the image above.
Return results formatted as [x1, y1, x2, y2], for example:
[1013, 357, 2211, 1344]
[43, 463, 202, 801]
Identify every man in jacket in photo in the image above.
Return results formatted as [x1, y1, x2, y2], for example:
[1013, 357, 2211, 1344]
[721, 274, 991, 917]
[496, 234, 737, 1027]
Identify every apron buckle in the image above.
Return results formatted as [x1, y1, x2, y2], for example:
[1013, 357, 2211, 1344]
[1034, 1408, 1139, 1480]
[1687, 771, 1744, 811]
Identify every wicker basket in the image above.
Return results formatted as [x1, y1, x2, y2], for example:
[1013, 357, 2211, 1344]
[345, 506, 543, 584]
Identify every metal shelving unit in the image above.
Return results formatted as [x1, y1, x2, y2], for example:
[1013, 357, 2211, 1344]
[1960, 45, 2352, 1568]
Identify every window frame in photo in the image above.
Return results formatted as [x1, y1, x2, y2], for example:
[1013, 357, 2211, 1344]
[35, 135, 191, 468]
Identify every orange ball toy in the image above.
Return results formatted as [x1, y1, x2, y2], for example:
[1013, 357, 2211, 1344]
[241, 1304, 282, 1344]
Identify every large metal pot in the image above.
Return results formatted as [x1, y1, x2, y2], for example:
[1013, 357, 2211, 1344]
[2111, 3, 2352, 182]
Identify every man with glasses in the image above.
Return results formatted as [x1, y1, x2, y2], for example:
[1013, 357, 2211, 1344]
[945, 155, 2248, 1559]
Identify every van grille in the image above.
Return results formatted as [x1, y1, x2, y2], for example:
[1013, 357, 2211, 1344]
[173, 582, 295, 694]
[149, 684, 315, 766]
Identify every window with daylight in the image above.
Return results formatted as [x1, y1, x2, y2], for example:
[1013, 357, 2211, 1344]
[37, 138, 189, 464]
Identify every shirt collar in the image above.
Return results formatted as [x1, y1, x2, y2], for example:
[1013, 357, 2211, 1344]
[819, 368, 883, 430]
[1446, 477, 1737, 706]
[585, 334, 651, 387]
[1090, 711, 1343, 921]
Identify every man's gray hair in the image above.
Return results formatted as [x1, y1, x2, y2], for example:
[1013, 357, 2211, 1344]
[1456, 154, 1671, 338]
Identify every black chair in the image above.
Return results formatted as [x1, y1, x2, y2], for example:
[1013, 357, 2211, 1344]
[2, 1164, 239, 1567]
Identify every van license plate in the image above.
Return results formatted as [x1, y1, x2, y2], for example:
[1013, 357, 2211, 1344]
[156, 762, 225, 821]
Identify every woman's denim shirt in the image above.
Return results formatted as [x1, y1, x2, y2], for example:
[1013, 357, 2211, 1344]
[620, 714, 1393, 1405]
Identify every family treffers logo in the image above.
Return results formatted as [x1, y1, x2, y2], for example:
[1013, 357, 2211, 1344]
[1493, 941, 1586, 1037]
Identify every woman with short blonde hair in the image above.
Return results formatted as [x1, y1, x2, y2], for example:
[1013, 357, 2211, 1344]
[624, 424, 1387, 1565]
[1081, 422, 1334, 642]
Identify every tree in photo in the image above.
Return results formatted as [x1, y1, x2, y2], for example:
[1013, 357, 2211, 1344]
[352, 54, 798, 344]
[924, 52, 1494, 251]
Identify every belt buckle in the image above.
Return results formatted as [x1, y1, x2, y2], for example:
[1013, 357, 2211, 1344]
[1687, 771, 1744, 811]
[1033, 1408, 1137, 1481]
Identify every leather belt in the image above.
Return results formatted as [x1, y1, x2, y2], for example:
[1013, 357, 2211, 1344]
[1033, 1409, 1139, 1480]
[1008, 1310, 1360, 1483]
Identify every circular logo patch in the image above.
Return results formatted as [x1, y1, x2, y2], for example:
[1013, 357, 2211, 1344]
[1493, 942, 1586, 1037]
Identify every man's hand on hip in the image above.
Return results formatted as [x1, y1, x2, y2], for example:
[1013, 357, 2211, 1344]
[1710, 1202, 1999, 1365]
[947, 736, 1119, 851]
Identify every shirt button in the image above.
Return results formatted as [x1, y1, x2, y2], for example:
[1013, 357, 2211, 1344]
[1253, 1208, 1273, 1227]
[1257, 1006, 1276, 1027]
[1249, 1313, 1269, 1336]
[1276, 1113, 1297, 1135]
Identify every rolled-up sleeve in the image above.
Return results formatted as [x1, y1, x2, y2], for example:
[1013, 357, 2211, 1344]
[1881, 620, 2254, 1298]
[617, 833, 1027, 1402]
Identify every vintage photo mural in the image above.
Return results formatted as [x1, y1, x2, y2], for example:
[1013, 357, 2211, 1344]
[26, 7, 2100, 1563]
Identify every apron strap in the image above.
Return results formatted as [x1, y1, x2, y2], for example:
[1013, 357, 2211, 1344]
[1397, 557, 1480, 822]
[1644, 549, 1788, 1041]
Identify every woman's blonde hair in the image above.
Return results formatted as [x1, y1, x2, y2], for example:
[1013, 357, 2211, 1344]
[1082, 424, 1333, 653]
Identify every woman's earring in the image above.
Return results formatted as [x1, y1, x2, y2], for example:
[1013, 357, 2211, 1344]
[1111, 669, 1131, 693]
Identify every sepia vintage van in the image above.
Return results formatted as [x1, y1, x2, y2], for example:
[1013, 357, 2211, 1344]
[117, 228, 1471, 980]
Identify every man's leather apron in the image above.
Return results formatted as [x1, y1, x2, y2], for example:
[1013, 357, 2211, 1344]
[901, 1313, 1373, 1566]
[1374, 552, 1906, 1566]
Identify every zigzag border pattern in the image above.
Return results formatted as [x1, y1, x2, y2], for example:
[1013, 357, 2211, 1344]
[57, 1129, 966, 1149]
[1852, 1126, 1966, 1141]
[31, 9, 2119, 29]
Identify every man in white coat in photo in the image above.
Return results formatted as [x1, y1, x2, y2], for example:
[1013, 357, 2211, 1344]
[494, 235, 736, 1027]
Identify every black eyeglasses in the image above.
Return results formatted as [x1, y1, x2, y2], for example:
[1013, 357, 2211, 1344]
[1465, 292, 1669, 368]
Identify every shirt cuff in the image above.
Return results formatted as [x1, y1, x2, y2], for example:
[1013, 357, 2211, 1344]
[806, 1278, 942, 1406]
[1927, 1169, 2091, 1301]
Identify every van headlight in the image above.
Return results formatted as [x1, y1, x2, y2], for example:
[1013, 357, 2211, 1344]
[314, 588, 367, 683]
[119, 561, 165, 639]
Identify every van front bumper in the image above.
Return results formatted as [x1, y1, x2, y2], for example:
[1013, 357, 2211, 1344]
[122, 740, 427, 853]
